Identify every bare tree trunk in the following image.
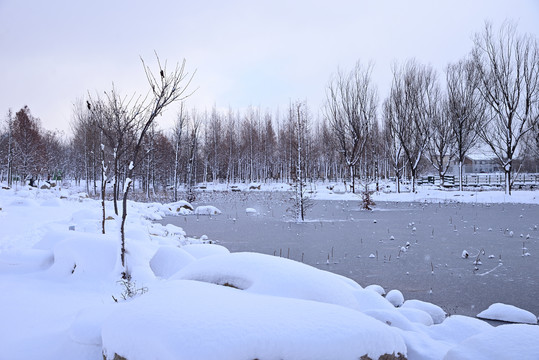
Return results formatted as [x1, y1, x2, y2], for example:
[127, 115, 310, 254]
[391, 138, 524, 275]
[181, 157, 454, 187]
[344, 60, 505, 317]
[100, 143, 106, 234]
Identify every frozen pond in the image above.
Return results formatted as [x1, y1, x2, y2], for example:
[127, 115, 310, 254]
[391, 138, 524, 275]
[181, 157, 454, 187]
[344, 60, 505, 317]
[161, 191, 539, 318]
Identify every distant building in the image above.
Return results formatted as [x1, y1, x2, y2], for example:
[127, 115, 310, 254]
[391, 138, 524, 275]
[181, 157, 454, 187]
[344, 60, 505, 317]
[450, 150, 501, 175]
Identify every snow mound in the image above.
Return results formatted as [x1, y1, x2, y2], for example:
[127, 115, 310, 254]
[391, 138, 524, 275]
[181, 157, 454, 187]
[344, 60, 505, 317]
[476, 303, 538, 324]
[444, 324, 539, 360]
[149, 246, 195, 279]
[181, 243, 230, 259]
[386, 289, 405, 307]
[426, 315, 492, 344]
[365, 284, 386, 296]
[102, 280, 407, 360]
[245, 207, 257, 214]
[398, 307, 434, 326]
[402, 299, 447, 324]
[194, 205, 221, 215]
[172, 252, 361, 309]
[47, 233, 118, 280]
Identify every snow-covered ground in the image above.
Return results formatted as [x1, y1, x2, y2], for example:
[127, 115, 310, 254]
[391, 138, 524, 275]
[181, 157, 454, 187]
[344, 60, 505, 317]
[1, 182, 538, 360]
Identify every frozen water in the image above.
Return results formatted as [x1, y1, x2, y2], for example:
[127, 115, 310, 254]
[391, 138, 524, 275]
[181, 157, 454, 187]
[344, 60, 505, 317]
[162, 191, 539, 318]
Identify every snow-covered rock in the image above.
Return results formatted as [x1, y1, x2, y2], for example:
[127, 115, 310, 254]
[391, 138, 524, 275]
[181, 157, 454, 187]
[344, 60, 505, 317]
[386, 289, 405, 307]
[402, 299, 447, 324]
[365, 284, 386, 296]
[398, 307, 434, 326]
[166, 200, 194, 215]
[476, 303, 537, 324]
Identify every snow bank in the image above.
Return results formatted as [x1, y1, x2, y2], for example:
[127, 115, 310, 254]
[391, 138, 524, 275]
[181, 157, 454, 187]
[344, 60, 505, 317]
[102, 280, 407, 360]
[444, 324, 539, 360]
[476, 303, 538, 324]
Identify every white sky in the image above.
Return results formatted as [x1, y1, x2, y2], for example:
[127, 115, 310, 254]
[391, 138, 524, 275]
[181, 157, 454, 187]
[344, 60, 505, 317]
[1, 0, 538, 135]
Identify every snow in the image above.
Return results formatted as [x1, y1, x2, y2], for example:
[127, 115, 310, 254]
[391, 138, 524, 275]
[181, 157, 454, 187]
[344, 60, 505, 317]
[365, 283, 386, 296]
[172, 252, 362, 309]
[1, 182, 538, 359]
[180, 243, 230, 259]
[476, 303, 538, 324]
[101, 280, 407, 360]
[194, 205, 221, 215]
[402, 299, 447, 324]
[149, 246, 195, 278]
[386, 289, 405, 307]
[444, 324, 539, 360]
[165, 200, 194, 213]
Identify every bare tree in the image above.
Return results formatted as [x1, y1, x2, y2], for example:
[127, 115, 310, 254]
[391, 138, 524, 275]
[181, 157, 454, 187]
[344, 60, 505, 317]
[472, 21, 539, 194]
[291, 101, 310, 221]
[117, 55, 195, 278]
[1, 110, 15, 187]
[446, 58, 485, 190]
[427, 98, 455, 186]
[382, 98, 405, 192]
[186, 109, 201, 202]
[385, 59, 437, 192]
[172, 103, 187, 202]
[325, 62, 377, 193]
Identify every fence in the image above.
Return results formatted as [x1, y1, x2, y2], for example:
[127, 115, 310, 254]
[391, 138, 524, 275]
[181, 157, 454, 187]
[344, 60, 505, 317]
[417, 173, 539, 188]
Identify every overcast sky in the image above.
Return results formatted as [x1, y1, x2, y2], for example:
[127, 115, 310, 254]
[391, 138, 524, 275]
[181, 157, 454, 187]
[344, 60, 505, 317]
[1, 0, 538, 135]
